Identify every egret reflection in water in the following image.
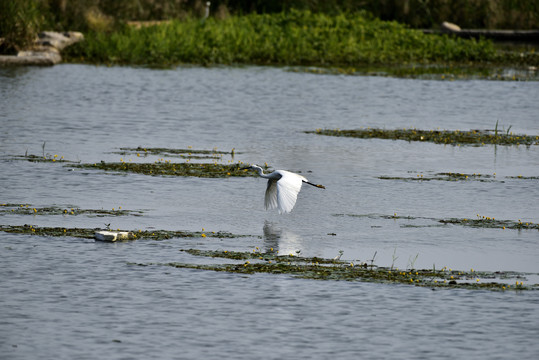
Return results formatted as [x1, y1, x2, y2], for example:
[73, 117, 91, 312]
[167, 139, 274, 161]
[263, 221, 304, 255]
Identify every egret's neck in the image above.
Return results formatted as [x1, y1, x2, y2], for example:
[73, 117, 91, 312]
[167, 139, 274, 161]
[252, 166, 268, 178]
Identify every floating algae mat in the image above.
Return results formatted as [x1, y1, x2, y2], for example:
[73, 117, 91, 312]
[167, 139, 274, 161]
[112, 146, 236, 160]
[6, 154, 79, 163]
[378, 172, 539, 183]
[0, 224, 241, 240]
[0, 203, 143, 217]
[306, 128, 539, 146]
[378, 172, 500, 182]
[131, 249, 538, 291]
[71, 161, 263, 178]
[334, 213, 539, 231]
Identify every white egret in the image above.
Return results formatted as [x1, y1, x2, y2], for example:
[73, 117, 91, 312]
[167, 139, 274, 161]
[243, 165, 325, 214]
[204, 1, 211, 19]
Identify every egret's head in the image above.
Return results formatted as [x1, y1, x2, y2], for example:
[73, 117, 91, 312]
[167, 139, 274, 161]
[240, 164, 265, 175]
[241, 164, 263, 169]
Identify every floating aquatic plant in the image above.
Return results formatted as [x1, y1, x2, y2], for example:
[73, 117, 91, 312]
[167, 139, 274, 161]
[378, 172, 499, 182]
[181, 248, 342, 264]
[0, 204, 143, 217]
[440, 215, 539, 231]
[132, 249, 537, 291]
[7, 154, 78, 163]
[0, 224, 241, 240]
[378, 172, 539, 183]
[71, 161, 265, 178]
[113, 146, 236, 160]
[333, 213, 539, 231]
[307, 128, 539, 146]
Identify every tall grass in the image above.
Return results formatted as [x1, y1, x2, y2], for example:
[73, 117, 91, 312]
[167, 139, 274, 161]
[0, 0, 44, 53]
[64, 10, 497, 66]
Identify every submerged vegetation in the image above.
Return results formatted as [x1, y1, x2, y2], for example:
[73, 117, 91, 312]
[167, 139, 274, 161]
[133, 248, 537, 291]
[307, 128, 539, 146]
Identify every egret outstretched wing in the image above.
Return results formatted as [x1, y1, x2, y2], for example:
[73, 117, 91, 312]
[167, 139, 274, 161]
[271, 171, 304, 214]
[265, 178, 279, 211]
[246, 164, 325, 214]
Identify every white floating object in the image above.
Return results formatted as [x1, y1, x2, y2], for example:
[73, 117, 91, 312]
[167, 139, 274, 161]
[441, 21, 461, 33]
[94, 231, 130, 242]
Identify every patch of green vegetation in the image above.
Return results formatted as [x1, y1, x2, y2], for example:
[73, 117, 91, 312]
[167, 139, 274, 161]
[378, 172, 539, 182]
[113, 146, 236, 160]
[8, 154, 78, 163]
[440, 216, 539, 231]
[181, 248, 343, 264]
[64, 10, 506, 68]
[132, 249, 537, 291]
[0, 0, 43, 54]
[307, 128, 539, 146]
[334, 213, 539, 231]
[71, 161, 263, 178]
[0, 203, 143, 217]
[0, 224, 241, 240]
[0, 224, 98, 239]
[7, 143, 77, 163]
[506, 175, 539, 180]
[379, 172, 499, 182]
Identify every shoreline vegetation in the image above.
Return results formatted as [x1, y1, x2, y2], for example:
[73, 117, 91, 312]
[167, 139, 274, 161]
[62, 10, 538, 69]
[2, 1, 538, 72]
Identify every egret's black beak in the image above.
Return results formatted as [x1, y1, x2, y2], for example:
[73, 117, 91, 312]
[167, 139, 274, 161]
[240, 166, 251, 170]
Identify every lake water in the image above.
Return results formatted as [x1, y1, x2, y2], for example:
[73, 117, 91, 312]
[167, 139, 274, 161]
[1, 64, 538, 359]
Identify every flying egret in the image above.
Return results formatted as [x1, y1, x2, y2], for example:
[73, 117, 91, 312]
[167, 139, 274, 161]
[242, 164, 325, 214]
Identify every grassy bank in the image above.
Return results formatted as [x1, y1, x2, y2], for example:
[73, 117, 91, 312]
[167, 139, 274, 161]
[64, 10, 504, 67]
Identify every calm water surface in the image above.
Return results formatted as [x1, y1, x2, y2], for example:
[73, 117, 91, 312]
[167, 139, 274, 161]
[1, 65, 538, 359]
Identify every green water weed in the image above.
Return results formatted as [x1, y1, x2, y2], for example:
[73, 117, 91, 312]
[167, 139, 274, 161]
[307, 128, 539, 146]
[0, 204, 143, 217]
[71, 161, 262, 178]
[135, 248, 538, 291]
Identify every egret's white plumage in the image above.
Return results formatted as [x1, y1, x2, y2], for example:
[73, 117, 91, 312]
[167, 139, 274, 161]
[244, 165, 325, 214]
